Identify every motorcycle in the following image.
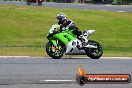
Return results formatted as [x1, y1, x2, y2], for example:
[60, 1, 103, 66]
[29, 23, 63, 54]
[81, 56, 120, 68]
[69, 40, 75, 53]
[46, 24, 103, 59]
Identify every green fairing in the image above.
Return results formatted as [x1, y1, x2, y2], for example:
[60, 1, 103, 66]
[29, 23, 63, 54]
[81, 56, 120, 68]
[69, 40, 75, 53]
[51, 39, 57, 46]
[48, 29, 77, 45]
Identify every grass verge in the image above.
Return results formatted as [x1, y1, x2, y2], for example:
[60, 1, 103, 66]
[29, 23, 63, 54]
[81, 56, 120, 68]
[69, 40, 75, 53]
[0, 5, 132, 57]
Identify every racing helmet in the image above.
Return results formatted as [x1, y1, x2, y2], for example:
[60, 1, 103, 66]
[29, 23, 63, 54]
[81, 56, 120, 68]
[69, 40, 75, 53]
[56, 13, 66, 25]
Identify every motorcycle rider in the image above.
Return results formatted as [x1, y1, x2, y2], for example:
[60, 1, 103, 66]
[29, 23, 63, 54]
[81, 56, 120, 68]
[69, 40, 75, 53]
[56, 13, 88, 53]
[56, 13, 82, 38]
[56, 13, 88, 44]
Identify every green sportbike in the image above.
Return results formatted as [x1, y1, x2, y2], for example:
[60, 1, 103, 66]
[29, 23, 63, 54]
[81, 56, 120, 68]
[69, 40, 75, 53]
[46, 24, 103, 59]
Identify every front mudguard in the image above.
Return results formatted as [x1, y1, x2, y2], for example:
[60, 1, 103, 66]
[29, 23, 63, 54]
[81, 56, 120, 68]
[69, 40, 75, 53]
[47, 32, 59, 46]
[47, 32, 58, 40]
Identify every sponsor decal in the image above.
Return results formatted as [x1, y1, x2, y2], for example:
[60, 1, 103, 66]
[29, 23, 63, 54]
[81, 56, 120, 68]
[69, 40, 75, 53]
[76, 66, 131, 86]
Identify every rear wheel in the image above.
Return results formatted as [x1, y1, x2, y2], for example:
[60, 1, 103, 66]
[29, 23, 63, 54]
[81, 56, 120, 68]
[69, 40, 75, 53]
[85, 40, 103, 59]
[46, 42, 64, 59]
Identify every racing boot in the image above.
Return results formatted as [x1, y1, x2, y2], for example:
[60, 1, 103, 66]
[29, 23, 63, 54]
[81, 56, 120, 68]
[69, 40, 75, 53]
[78, 34, 88, 48]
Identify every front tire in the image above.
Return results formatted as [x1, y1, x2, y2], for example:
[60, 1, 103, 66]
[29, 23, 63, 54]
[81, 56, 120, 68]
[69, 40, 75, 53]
[46, 42, 64, 59]
[85, 40, 103, 59]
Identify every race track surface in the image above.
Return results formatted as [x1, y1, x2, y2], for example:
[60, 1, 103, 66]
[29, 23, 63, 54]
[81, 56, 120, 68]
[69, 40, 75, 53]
[0, 1, 132, 12]
[0, 1, 132, 87]
[0, 57, 131, 88]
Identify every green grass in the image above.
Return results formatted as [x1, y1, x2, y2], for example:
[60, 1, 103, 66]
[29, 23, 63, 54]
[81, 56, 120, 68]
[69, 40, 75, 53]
[0, 5, 132, 57]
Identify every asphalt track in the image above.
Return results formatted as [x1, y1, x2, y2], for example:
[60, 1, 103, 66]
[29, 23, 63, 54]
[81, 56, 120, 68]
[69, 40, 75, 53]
[0, 1, 132, 88]
[0, 1, 132, 12]
[0, 57, 131, 88]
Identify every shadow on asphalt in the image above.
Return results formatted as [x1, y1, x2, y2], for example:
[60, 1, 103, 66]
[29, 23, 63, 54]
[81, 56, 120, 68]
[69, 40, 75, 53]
[47, 57, 92, 60]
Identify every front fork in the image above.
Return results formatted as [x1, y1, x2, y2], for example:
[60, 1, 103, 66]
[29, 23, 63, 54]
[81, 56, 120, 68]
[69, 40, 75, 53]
[49, 39, 62, 53]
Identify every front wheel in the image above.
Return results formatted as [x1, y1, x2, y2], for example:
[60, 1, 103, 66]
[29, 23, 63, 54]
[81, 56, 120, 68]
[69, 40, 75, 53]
[46, 42, 64, 59]
[85, 40, 103, 59]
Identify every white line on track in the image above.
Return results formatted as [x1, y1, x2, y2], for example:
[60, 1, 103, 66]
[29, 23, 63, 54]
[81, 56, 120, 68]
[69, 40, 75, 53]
[83, 9, 89, 10]
[101, 10, 108, 11]
[42, 80, 75, 82]
[0, 56, 131, 59]
[0, 56, 30, 58]
[105, 5, 112, 6]
[117, 11, 126, 12]
[101, 57, 132, 59]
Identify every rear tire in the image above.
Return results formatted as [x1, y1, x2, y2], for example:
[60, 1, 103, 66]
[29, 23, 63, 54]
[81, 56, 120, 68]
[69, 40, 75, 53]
[85, 40, 103, 59]
[46, 42, 64, 59]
